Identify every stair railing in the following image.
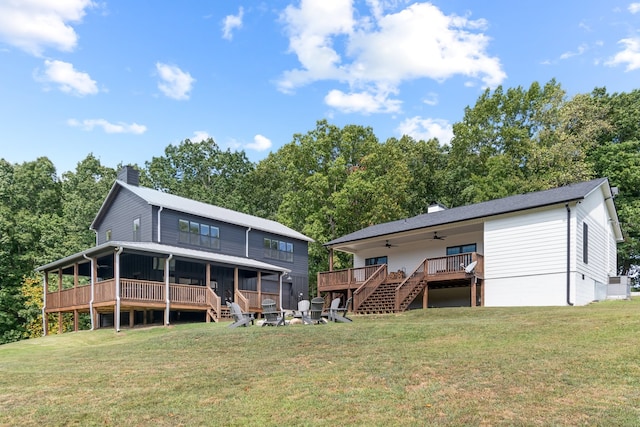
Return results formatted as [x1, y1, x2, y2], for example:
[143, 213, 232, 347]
[206, 287, 221, 322]
[353, 264, 387, 312]
[395, 258, 428, 311]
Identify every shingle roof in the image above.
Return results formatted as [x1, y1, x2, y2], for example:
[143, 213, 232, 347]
[326, 178, 612, 247]
[36, 241, 291, 273]
[92, 180, 314, 242]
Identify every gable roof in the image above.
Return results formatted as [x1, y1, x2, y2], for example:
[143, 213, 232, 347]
[91, 180, 314, 242]
[326, 178, 622, 247]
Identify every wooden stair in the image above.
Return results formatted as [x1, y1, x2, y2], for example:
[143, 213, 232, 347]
[397, 280, 427, 312]
[355, 282, 398, 314]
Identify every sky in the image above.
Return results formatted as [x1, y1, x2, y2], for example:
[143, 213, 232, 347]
[1, 0, 640, 175]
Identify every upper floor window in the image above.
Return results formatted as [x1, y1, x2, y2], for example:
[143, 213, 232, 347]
[446, 243, 477, 255]
[133, 218, 140, 242]
[583, 223, 588, 264]
[105, 229, 112, 241]
[365, 256, 388, 266]
[264, 238, 293, 262]
[178, 219, 220, 249]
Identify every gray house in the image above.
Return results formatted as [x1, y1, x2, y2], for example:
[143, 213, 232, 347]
[37, 166, 313, 332]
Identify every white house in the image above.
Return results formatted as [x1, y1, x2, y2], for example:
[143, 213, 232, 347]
[319, 178, 623, 312]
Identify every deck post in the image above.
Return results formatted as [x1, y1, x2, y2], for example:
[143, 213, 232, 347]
[328, 248, 334, 272]
[470, 277, 476, 307]
[164, 254, 173, 326]
[58, 312, 63, 334]
[257, 272, 262, 305]
[423, 283, 429, 309]
[115, 247, 123, 332]
[73, 310, 79, 331]
[129, 309, 135, 328]
[73, 263, 78, 306]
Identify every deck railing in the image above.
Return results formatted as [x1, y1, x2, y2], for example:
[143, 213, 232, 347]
[426, 253, 474, 275]
[318, 264, 388, 291]
[353, 264, 387, 312]
[395, 258, 428, 311]
[239, 290, 280, 311]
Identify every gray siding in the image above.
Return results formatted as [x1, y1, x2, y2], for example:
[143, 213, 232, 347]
[159, 208, 246, 257]
[95, 188, 153, 245]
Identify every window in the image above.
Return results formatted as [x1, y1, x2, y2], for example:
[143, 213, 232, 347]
[446, 243, 477, 255]
[365, 256, 388, 266]
[178, 218, 220, 249]
[105, 229, 112, 241]
[133, 218, 140, 241]
[264, 238, 294, 262]
[583, 223, 588, 264]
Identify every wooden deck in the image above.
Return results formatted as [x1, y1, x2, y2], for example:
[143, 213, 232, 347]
[45, 279, 279, 317]
[318, 253, 484, 313]
[318, 253, 484, 292]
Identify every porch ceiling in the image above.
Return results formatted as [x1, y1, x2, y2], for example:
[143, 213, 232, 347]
[330, 222, 483, 253]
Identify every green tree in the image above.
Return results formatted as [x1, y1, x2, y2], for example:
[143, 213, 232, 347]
[141, 138, 254, 212]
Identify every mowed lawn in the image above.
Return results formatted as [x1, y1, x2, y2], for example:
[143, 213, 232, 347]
[2, 299, 640, 426]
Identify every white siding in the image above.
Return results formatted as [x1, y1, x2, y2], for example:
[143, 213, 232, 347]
[354, 230, 484, 274]
[484, 206, 570, 306]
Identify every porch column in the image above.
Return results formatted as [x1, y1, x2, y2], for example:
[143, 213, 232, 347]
[73, 263, 79, 306]
[115, 247, 123, 332]
[257, 272, 262, 305]
[328, 248, 334, 272]
[164, 254, 173, 326]
[233, 268, 238, 297]
[470, 277, 476, 307]
[42, 273, 48, 336]
[58, 269, 62, 306]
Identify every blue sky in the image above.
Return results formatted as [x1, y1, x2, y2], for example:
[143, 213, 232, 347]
[1, 1, 639, 175]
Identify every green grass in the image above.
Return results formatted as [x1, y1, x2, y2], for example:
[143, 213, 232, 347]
[2, 300, 640, 426]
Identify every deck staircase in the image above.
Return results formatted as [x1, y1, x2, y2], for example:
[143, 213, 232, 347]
[355, 282, 399, 314]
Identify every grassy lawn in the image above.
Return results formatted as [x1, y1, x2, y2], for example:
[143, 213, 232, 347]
[2, 299, 640, 426]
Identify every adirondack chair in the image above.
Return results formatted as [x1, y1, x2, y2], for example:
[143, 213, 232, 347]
[261, 298, 286, 326]
[328, 297, 352, 323]
[228, 302, 254, 328]
[309, 297, 326, 324]
[293, 299, 312, 325]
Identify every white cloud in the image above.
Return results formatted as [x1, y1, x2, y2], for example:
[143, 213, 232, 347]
[0, 0, 94, 56]
[278, 1, 505, 111]
[325, 88, 401, 114]
[560, 43, 588, 60]
[155, 62, 195, 100]
[423, 92, 438, 106]
[397, 117, 453, 144]
[68, 118, 147, 134]
[629, 3, 640, 14]
[606, 37, 640, 71]
[37, 59, 98, 96]
[222, 7, 244, 40]
[245, 134, 272, 151]
[191, 131, 212, 142]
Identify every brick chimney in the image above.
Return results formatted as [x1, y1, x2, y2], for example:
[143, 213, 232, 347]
[117, 165, 139, 186]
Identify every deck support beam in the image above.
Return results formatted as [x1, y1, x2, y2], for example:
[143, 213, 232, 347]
[471, 277, 476, 307]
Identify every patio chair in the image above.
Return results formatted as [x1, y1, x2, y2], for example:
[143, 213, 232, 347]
[261, 298, 286, 326]
[228, 302, 254, 328]
[328, 297, 352, 323]
[309, 297, 326, 324]
[292, 299, 312, 325]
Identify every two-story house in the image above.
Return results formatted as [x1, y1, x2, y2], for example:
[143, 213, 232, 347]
[37, 166, 313, 333]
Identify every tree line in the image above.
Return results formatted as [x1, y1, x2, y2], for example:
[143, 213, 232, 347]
[1, 80, 638, 344]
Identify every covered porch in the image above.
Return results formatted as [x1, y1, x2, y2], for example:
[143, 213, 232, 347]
[38, 242, 289, 333]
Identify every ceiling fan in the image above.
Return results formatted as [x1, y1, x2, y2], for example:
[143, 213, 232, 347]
[431, 232, 446, 241]
[384, 240, 397, 248]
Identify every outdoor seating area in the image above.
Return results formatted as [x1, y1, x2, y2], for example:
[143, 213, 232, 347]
[227, 296, 354, 328]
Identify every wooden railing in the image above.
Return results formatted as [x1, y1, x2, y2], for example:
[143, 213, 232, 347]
[426, 253, 474, 275]
[235, 290, 250, 312]
[239, 290, 280, 311]
[395, 258, 428, 311]
[318, 264, 387, 291]
[353, 264, 387, 312]
[121, 279, 164, 303]
[206, 287, 221, 321]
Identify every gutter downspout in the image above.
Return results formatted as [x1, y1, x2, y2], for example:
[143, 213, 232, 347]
[165, 253, 173, 325]
[83, 254, 95, 330]
[41, 274, 47, 336]
[157, 206, 163, 243]
[566, 204, 574, 306]
[115, 247, 124, 332]
[278, 272, 283, 311]
[245, 227, 252, 257]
